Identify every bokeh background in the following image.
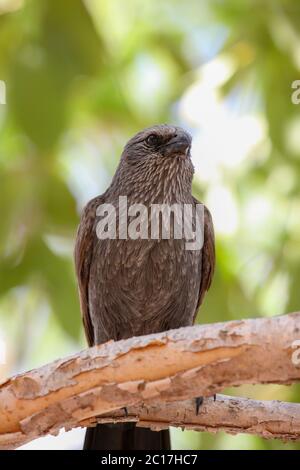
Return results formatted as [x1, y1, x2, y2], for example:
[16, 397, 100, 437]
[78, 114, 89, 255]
[0, 0, 299, 450]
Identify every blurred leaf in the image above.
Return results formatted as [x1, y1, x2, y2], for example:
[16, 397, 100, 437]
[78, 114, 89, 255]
[41, 173, 78, 231]
[0, 237, 80, 340]
[9, 57, 68, 150]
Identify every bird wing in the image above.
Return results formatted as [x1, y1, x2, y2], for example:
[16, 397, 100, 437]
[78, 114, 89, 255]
[193, 197, 215, 318]
[74, 195, 103, 347]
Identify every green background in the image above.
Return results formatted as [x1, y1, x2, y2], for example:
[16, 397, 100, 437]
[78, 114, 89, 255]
[0, 0, 299, 449]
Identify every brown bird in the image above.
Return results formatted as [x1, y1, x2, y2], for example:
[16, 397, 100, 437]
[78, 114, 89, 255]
[75, 124, 215, 450]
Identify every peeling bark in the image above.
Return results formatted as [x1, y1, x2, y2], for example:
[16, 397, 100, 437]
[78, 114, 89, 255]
[89, 395, 300, 441]
[0, 313, 299, 449]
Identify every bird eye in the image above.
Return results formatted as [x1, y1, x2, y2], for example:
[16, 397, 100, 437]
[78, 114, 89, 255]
[146, 134, 160, 147]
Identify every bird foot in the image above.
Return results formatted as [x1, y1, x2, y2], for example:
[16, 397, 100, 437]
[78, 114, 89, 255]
[122, 407, 128, 417]
[195, 396, 204, 415]
[195, 395, 217, 414]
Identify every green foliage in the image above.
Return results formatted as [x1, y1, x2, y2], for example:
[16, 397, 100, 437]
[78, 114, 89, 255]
[0, 0, 299, 449]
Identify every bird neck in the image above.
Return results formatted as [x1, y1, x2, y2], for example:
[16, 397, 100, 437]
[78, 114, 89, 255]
[109, 156, 194, 204]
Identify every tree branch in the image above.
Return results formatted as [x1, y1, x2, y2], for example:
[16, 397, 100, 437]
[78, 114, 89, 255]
[0, 313, 299, 449]
[87, 395, 300, 441]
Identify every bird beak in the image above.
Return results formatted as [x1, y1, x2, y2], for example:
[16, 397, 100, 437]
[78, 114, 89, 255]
[163, 136, 191, 158]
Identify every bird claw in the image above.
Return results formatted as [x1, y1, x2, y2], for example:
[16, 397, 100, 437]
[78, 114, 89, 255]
[195, 396, 204, 415]
[195, 395, 217, 414]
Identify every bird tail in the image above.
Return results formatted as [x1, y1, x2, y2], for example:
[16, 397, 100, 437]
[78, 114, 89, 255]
[83, 423, 170, 450]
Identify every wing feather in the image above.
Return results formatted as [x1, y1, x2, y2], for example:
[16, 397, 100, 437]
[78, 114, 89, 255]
[74, 196, 102, 346]
[193, 198, 215, 316]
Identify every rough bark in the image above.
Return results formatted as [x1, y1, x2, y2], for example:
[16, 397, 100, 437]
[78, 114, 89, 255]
[0, 313, 299, 449]
[89, 395, 300, 441]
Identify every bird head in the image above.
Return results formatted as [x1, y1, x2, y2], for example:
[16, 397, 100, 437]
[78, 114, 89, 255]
[123, 124, 192, 162]
[111, 124, 194, 201]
